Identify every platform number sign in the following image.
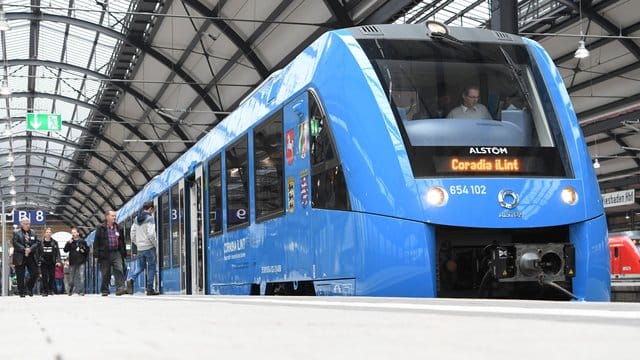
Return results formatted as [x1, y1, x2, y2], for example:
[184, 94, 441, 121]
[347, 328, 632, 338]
[13, 210, 46, 225]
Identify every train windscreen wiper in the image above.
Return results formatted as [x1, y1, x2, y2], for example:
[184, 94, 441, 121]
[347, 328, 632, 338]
[499, 45, 532, 106]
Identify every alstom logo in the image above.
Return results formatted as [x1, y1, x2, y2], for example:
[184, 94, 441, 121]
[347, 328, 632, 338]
[469, 147, 508, 155]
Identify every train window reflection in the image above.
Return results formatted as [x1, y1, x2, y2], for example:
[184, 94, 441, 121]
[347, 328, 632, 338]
[309, 91, 350, 210]
[208, 155, 222, 235]
[226, 135, 250, 228]
[254, 111, 284, 221]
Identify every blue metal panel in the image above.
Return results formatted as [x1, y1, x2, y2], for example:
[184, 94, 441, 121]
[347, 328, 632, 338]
[525, 38, 604, 219]
[85, 230, 95, 246]
[160, 268, 180, 293]
[570, 215, 610, 301]
[210, 283, 254, 295]
[262, 92, 314, 283]
[309, 31, 423, 220]
[415, 178, 589, 227]
[313, 211, 435, 297]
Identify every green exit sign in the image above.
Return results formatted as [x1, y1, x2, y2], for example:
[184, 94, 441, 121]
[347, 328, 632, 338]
[26, 113, 62, 131]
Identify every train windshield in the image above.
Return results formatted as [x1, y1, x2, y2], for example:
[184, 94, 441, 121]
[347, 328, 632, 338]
[358, 39, 570, 178]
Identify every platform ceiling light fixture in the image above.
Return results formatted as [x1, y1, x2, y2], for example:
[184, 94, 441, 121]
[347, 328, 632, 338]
[0, 10, 10, 32]
[575, 40, 589, 59]
[0, 79, 11, 96]
[8, 172, 15, 181]
[10, 198, 15, 206]
[592, 158, 600, 168]
[6, 152, 13, 162]
[9, 187, 15, 195]
[574, 1, 590, 59]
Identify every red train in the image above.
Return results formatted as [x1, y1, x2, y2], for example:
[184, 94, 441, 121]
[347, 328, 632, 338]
[609, 233, 640, 278]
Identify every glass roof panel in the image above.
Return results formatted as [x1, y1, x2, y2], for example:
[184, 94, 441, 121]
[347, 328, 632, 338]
[34, 67, 60, 95]
[6, 96, 27, 114]
[65, 26, 97, 69]
[32, 98, 55, 114]
[6, 65, 28, 98]
[94, 35, 121, 73]
[395, 0, 491, 27]
[38, 22, 67, 63]
[4, 20, 30, 58]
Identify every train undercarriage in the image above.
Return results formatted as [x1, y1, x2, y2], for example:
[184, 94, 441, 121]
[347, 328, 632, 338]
[436, 225, 576, 300]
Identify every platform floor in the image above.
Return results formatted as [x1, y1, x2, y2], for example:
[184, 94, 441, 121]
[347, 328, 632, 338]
[1, 295, 639, 360]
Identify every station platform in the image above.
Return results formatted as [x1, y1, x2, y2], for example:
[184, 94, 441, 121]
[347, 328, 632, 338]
[1, 295, 639, 360]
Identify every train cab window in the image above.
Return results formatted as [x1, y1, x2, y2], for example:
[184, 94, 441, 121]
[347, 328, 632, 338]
[254, 111, 284, 221]
[160, 192, 170, 270]
[358, 39, 571, 178]
[208, 155, 223, 235]
[226, 135, 250, 228]
[309, 91, 350, 210]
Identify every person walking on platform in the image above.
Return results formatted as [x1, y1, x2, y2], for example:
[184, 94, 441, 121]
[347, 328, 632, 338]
[12, 218, 41, 297]
[126, 201, 160, 296]
[54, 262, 65, 294]
[39, 227, 61, 296]
[93, 210, 127, 296]
[64, 227, 89, 296]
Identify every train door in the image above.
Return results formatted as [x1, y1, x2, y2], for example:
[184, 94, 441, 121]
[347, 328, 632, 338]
[610, 244, 621, 276]
[176, 181, 187, 294]
[186, 166, 205, 294]
[282, 92, 314, 285]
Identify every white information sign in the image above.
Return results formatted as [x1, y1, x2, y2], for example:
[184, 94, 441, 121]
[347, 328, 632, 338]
[602, 189, 635, 208]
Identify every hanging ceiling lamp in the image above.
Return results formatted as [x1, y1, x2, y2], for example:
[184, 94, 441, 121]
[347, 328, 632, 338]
[0, 79, 11, 96]
[574, 40, 590, 59]
[0, 11, 10, 32]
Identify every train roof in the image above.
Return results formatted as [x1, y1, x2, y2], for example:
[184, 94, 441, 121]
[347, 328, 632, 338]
[345, 23, 526, 45]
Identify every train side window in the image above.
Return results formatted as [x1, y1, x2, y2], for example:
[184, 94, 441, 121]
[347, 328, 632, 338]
[160, 192, 170, 270]
[226, 135, 250, 229]
[614, 247, 619, 258]
[208, 155, 223, 235]
[254, 111, 284, 221]
[309, 91, 350, 210]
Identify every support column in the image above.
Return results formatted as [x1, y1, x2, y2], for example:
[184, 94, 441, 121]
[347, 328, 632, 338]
[490, 0, 518, 34]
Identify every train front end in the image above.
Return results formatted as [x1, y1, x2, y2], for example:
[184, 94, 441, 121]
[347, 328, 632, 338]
[346, 23, 609, 300]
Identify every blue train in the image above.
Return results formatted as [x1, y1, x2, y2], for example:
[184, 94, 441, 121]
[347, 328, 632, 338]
[115, 22, 609, 300]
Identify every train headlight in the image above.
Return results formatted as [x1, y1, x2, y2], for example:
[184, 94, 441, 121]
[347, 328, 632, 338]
[426, 186, 448, 207]
[561, 186, 578, 205]
[425, 21, 448, 36]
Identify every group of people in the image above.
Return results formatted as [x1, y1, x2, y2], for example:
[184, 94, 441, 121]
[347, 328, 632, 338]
[11, 200, 159, 297]
[11, 218, 89, 297]
[93, 201, 159, 296]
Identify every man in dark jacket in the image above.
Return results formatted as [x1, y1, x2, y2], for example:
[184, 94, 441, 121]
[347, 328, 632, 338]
[64, 227, 89, 296]
[12, 217, 41, 297]
[93, 210, 127, 296]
